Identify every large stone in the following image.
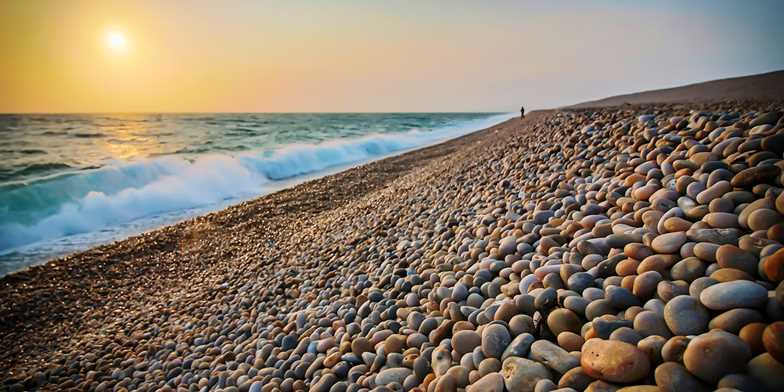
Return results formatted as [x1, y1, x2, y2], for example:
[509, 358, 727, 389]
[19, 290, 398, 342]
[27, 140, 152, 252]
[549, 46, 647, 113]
[528, 339, 579, 374]
[708, 308, 764, 334]
[592, 317, 633, 339]
[547, 308, 582, 336]
[633, 271, 663, 299]
[748, 208, 784, 231]
[716, 244, 758, 275]
[585, 380, 622, 392]
[683, 330, 752, 383]
[633, 310, 672, 338]
[749, 111, 782, 126]
[351, 337, 374, 356]
[654, 362, 707, 392]
[375, 368, 412, 385]
[699, 280, 768, 310]
[467, 372, 504, 392]
[663, 295, 709, 336]
[686, 228, 740, 245]
[650, 232, 687, 254]
[669, 257, 705, 282]
[432, 346, 452, 377]
[739, 322, 767, 354]
[747, 353, 784, 392]
[502, 357, 551, 392]
[558, 331, 585, 352]
[482, 323, 511, 359]
[501, 333, 535, 361]
[763, 322, 784, 362]
[453, 330, 481, 356]
[434, 373, 457, 392]
[383, 334, 406, 353]
[661, 336, 691, 363]
[558, 366, 594, 391]
[605, 286, 639, 309]
[717, 373, 764, 391]
[762, 248, 784, 282]
[731, 165, 781, 187]
[580, 338, 650, 383]
[702, 212, 738, 228]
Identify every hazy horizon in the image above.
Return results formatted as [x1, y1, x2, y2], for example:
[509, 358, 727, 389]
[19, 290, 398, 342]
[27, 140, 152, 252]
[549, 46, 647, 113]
[2, 0, 783, 113]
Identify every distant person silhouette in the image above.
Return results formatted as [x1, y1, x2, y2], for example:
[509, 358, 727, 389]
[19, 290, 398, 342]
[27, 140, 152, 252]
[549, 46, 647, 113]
[520, 105, 525, 119]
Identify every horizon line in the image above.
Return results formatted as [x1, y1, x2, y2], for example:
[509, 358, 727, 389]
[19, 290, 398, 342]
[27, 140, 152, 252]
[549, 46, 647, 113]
[0, 110, 518, 115]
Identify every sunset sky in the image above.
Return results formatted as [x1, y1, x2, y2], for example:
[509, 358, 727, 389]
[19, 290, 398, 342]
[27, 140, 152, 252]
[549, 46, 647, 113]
[1, 0, 783, 113]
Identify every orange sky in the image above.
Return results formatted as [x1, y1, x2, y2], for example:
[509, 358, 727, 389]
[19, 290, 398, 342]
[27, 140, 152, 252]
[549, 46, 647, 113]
[1, 0, 783, 113]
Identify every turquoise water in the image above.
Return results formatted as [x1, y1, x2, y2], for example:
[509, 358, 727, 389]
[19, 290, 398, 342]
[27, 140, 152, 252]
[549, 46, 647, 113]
[0, 112, 511, 275]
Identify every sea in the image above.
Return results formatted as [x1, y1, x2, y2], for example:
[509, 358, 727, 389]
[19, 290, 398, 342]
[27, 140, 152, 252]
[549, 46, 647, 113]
[0, 112, 512, 276]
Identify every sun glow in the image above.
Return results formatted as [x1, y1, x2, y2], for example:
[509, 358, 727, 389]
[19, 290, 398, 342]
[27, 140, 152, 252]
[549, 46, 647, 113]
[105, 31, 127, 51]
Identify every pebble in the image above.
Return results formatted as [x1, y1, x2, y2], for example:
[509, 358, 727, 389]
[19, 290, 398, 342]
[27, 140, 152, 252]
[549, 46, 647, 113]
[352, 338, 375, 356]
[661, 336, 691, 363]
[762, 248, 784, 282]
[558, 366, 594, 390]
[501, 333, 535, 360]
[581, 339, 650, 383]
[529, 339, 580, 374]
[557, 332, 585, 352]
[699, 280, 769, 310]
[592, 317, 633, 339]
[686, 228, 740, 245]
[693, 242, 720, 261]
[748, 208, 784, 231]
[482, 324, 512, 359]
[670, 257, 706, 282]
[739, 322, 767, 354]
[375, 368, 412, 386]
[509, 314, 535, 336]
[663, 295, 709, 336]
[502, 357, 551, 392]
[432, 346, 452, 377]
[683, 330, 752, 383]
[708, 308, 764, 334]
[651, 232, 687, 254]
[762, 322, 784, 362]
[434, 373, 458, 392]
[637, 335, 666, 364]
[654, 362, 707, 392]
[467, 372, 503, 392]
[605, 286, 639, 309]
[703, 212, 738, 228]
[717, 374, 763, 392]
[547, 309, 582, 336]
[453, 330, 481, 356]
[716, 244, 758, 275]
[633, 310, 672, 338]
[747, 353, 784, 391]
[731, 165, 781, 187]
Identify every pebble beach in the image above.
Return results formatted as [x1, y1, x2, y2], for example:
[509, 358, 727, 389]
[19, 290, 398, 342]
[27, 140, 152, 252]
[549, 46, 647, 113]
[2, 102, 784, 392]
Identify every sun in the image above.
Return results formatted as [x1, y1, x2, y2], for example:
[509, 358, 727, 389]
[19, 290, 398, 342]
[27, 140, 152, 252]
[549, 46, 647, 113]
[105, 31, 127, 51]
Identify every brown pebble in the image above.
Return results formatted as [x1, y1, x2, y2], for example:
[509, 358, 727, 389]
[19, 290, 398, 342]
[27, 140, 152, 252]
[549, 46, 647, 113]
[739, 322, 767, 355]
[683, 330, 752, 383]
[762, 322, 784, 363]
[581, 338, 650, 383]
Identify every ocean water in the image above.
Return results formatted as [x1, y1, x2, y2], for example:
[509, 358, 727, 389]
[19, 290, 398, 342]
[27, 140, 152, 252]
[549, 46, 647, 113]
[0, 112, 511, 276]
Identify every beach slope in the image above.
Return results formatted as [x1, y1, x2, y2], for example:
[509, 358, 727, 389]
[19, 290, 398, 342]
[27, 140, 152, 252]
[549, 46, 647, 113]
[570, 69, 784, 108]
[2, 74, 784, 391]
